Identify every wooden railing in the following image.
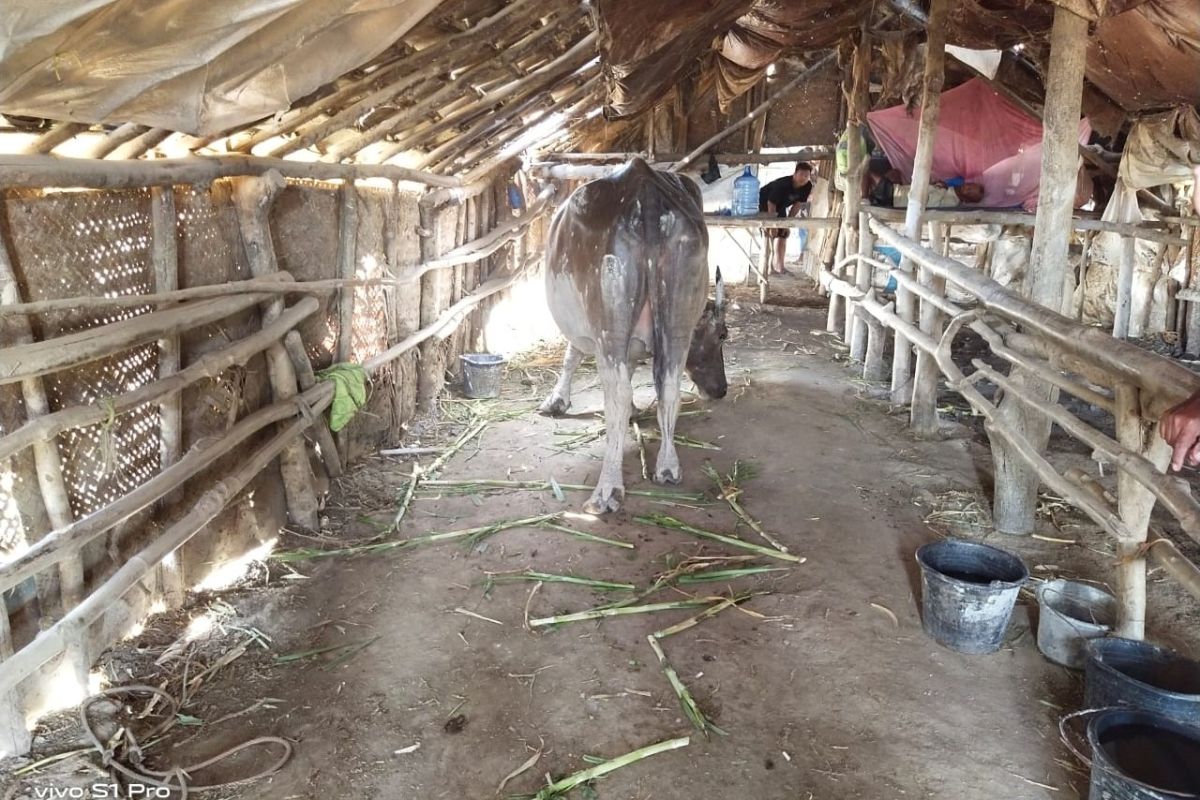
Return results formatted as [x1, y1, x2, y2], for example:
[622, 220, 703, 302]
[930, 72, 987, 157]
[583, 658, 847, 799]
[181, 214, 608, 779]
[0, 162, 550, 753]
[821, 209, 1200, 638]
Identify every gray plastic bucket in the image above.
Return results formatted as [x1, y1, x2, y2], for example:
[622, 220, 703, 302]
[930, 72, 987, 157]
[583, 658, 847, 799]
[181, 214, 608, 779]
[1086, 638, 1200, 728]
[1087, 708, 1200, 799]
[915, 539, 1029, 655]
[459, 353, 506, 399]
[1036, 579, 1117, 669]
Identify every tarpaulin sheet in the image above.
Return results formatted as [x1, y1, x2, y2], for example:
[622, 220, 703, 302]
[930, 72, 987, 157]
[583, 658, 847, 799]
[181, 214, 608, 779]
[867, 78, 1090, 210]
[0, 0, 445, 135]
[1087, 0, 1200, 112]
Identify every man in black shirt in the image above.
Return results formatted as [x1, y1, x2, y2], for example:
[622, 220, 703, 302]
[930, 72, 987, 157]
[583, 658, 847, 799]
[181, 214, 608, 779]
[758, 162, 814, 275]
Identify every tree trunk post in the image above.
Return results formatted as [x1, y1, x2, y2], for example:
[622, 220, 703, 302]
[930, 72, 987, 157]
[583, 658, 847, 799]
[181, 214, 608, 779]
[841, 26, 872, 343]
[893, 0, 947, 408]
[230, 172, 320, 530]
[849, 210, 875, 360]
[990, 3, 1090, 534]
[911, 220, 949, 437]
[1113, 383, 1170, 639]
[149, 185, 186, 606]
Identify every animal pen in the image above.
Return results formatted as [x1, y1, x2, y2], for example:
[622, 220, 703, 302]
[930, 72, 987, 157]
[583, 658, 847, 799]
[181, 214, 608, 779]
[0, 0, 1199, 798]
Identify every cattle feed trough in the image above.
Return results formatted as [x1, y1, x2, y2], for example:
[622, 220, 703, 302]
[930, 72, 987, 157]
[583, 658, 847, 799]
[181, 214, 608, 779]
[1, 0, 1200, 795]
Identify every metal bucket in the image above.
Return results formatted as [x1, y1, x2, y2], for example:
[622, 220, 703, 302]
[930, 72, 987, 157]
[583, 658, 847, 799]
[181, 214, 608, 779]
[459, 353, 506, 399]
[915, 538, 1029, 655]
[1087, 708, 1200, 799]
[1036, 579, 1117, 669]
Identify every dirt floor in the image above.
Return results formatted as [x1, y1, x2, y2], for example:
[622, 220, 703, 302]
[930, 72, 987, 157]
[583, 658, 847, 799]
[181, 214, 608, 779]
[5, 273, 1200, 799]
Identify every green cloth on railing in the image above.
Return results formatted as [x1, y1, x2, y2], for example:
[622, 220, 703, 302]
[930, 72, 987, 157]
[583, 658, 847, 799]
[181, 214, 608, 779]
[316, 364, 369, 432]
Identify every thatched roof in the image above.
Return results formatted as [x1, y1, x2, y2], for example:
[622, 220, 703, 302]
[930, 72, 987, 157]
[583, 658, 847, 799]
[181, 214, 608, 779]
[0, 0, 1196, 175]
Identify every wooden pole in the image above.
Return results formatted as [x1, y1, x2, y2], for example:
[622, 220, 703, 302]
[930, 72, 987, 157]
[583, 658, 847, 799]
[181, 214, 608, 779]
[911, 209, 949, 437]
[0, 230, 83, 619]
[0, 407, 328, 700]
[1113, 235, 1135, 338]
[0, 154, 463, 190]
[894, 0, 947, 411]
[989, 3, 1090, 535]
[336, 185, 359, 365]
[0, 298, 317, 462]
[1072, 229, 1095, 318]
[230, 173, 320, 529]
[1113, 384, 1171, 638]
[417, 197, 451, 411]
[149, 185, 185, 606]
[0, 290, 276, 386]
[841, 26, 872, 347]
[671, 53, 837, 173]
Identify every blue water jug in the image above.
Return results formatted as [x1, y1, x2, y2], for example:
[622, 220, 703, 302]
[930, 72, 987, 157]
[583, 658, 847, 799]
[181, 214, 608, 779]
[732, 166, 760, 217]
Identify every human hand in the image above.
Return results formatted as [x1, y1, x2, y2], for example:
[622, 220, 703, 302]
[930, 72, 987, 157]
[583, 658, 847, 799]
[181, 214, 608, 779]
[1160, 390, 1200, 470]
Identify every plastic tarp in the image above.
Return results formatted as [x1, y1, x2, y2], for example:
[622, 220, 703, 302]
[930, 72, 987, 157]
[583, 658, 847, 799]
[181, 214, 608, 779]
[866, 78, 1090, 210]
[0, 0, 445, 135]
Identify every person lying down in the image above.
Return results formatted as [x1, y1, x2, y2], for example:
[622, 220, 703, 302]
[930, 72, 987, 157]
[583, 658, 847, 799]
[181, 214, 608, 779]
[864, 161, 984, 208]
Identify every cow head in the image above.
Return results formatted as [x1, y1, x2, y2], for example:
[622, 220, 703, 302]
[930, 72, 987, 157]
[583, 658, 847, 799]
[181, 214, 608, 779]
[686, 268, 729, 399]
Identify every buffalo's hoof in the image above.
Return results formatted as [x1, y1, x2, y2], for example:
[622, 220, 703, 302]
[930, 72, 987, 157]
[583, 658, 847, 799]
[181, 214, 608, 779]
[584, 486, 624, 515]
[654, 467, 682, 485]
[538, 394, 570, 417]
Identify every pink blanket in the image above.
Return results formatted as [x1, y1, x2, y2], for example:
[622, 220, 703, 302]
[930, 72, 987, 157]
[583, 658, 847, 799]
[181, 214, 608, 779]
[867, 78, 1090, 210]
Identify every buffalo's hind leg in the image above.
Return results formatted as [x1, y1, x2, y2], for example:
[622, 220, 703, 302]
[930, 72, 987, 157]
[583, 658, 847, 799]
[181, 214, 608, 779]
[653, 360, 685, 484]
[585, 359, 633, 514]
[538, 342, 583, 416]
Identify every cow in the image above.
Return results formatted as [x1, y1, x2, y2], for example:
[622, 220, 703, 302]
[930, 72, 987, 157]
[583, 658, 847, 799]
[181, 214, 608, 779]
[539, 157, 728, 514]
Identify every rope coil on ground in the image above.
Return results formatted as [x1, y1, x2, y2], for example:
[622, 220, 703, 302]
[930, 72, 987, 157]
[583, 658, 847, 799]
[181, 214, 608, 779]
[80, 684, 292, 799]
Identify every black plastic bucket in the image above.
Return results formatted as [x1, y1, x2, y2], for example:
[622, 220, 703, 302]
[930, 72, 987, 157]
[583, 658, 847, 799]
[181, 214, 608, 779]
[1087, 708, 1200, 798]
[1086, 638, 1200, 728]
[915, 539, 1028, 655]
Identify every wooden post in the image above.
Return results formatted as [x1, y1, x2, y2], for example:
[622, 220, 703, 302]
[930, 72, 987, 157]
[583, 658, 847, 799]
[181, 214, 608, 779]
[336, 184, 359, 364]
[417, 196, 452, 411]
[1113, 383, 1171, 639]
[841, 26, 871, 344]
[849, 211, 875, 360]
[0, 231, 82, 618]
[911, 220, 949, 437]
[0, 608, 27, 754]
[1112, 235, 1135, 338]
[230, 173, 320, 529]
[894, 0, 947, 409]
[1072, 229, 1095, 319]
[990, 3, 1090, 534]
[149, 185, 185, 606]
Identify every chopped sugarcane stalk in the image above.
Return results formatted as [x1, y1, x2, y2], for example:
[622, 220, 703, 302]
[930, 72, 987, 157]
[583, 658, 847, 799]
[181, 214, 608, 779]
[634, 513, 805, 563]
[272, 513, 562, 561]
[538, 521, 635, 549]
[652, 592, 758, 639]
[391, 462, 419, 530]
[486, 571, 636, 591]
[531, 737, 690, 800]
[677, 566, 790, 584]
[633, 421, 649, 481]
[529, 598, 715, 627]
[646, 636, 726, 737]
[641, 430, 722, 450]
[702, 463, 788, 553]
[417, 479, 708, 503]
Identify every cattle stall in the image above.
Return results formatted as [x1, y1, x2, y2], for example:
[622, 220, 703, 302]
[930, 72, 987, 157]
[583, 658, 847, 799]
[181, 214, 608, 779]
[1, 1, 1200, 798]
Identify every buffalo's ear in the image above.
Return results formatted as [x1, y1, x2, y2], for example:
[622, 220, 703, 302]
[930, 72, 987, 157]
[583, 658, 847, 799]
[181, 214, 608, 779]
[714, 267, 726, 310]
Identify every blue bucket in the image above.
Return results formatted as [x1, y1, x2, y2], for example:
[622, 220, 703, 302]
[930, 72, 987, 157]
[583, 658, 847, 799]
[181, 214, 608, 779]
[915, 539, 1028, 654]
[459, 353, 506, 399]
